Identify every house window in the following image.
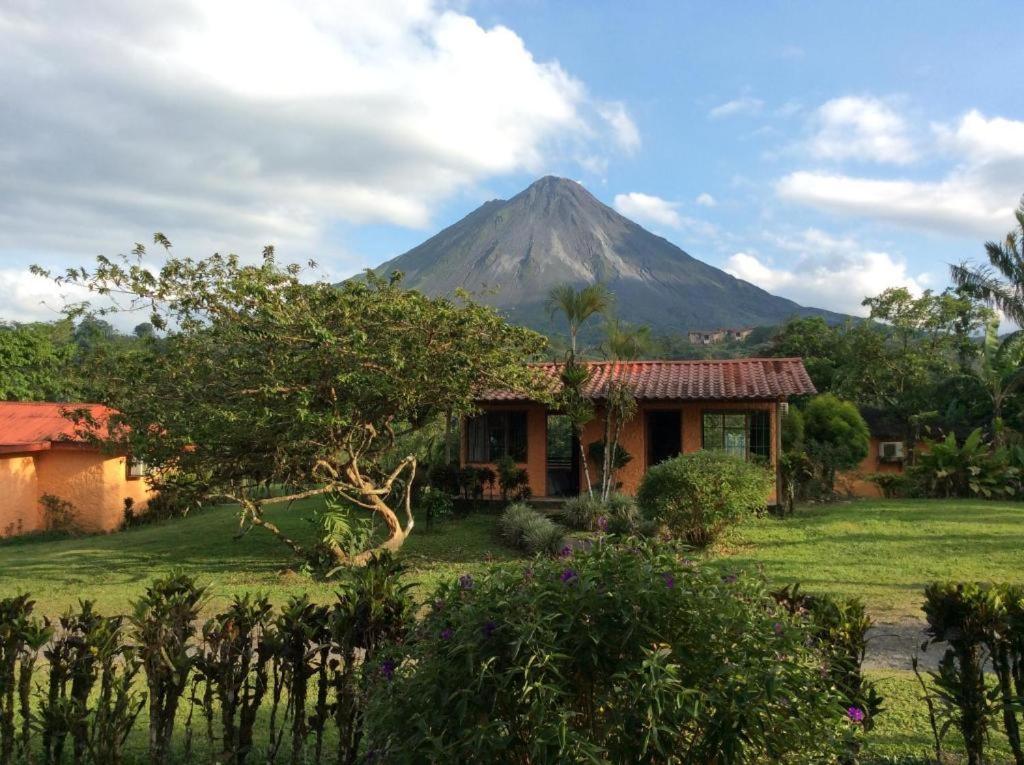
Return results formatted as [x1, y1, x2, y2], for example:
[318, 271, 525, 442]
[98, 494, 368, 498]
[467, 411, 527, 463]
[702, 410, 771, 461]
[127, 458, 150, 479]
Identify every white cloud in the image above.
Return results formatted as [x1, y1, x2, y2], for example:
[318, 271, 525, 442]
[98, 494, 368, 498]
[695, 192, 716, 207]
[725, 228, 925, 315]
[598, 101, 641, 154]
[614, 192, 682, 228]
[808, 96, 915, 164]
[709, 96, 764, 119]
[0, 0, 635, 320]
[779, 106, 1024, 237]
[0, 269, 95, 324]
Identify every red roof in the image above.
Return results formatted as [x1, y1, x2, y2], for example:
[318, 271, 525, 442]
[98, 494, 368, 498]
[0, 402, 114, 454]
[480, 358, 816, 401]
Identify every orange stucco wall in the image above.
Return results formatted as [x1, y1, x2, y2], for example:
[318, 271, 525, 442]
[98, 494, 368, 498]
[464, 399, 780, 503]
[0, 455, 41, 536]
[0, 446, 153, 537]
[836, 437, 926, 498]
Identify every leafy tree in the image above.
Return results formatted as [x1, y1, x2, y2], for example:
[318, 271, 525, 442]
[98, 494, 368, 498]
[770, 316, 841, 392]
[802, 394, 870, 493]
[35, 238, 546, 565]
[545, 283, 611, 356]
[951, 196, 1024, 325]
[0, 319, 79, 401]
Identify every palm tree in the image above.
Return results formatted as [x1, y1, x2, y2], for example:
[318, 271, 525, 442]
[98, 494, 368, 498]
[950, 197, 1024, 325]
[546, 283, 612, 356]
[601, 317, 651, 361]
[971, 317, 1024, 445]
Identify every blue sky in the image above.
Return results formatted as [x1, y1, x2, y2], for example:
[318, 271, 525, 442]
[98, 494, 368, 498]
[2, 0, 1022, 323]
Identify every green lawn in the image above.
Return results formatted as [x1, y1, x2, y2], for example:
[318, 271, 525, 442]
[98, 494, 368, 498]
[716, 498, 1024, 621]
[0, 498, 518, 617]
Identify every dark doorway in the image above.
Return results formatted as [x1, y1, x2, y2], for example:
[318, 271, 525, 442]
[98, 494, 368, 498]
[546, 414, 580, 497]
[647, 410, 681, 467]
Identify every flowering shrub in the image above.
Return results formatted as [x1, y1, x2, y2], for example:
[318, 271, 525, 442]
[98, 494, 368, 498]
[364, 541, 846, 763]
[636, 451, 772, 547]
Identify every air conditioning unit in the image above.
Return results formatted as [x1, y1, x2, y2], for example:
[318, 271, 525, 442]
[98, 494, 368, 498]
[878, 441, 905, 462]
[780, 402, 790, 416]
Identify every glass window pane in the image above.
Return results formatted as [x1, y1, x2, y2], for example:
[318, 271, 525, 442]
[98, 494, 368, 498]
[702, 413, 723, 449]
[724, 428, 746, 458]
[508, 412, 528, 462]
[467, 415, 489, 462]
[723, 413, 746, 429]
[750, 410, 771, 459]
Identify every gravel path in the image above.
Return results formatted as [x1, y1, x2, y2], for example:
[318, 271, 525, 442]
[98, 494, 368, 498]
[864, 619, 942, 671]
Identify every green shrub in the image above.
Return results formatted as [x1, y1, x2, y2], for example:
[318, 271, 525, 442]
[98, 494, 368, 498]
[560, 494, 604, 531]
[866, 472, 913, 499]
[636, 451, 772, 547]
[496, 456, 531, 501]
[418, 486, 454, 531]
[803, 394, 871, 494]
[603, 493, 640, 534]
[364, 541, 847, 763]
[498, 503, 566, 555]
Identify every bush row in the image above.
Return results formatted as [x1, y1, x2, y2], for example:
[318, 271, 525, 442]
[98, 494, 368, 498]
[0, 555, 410, 765]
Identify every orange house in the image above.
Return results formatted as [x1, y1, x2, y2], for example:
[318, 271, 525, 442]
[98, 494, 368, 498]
[461, 358, 817, 506]
[0, 402, 154, 537]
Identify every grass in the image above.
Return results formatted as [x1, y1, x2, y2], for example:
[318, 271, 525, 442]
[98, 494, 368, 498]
[0, 497, 519, 617]
[3, 496, 1023, 762]
[715, 498, 1024, 621]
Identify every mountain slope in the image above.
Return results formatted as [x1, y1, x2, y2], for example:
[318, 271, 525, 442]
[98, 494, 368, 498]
[373, 176, 844, 333]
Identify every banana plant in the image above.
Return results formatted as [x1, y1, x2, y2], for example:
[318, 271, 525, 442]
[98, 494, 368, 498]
[975, 317, 1024, 445]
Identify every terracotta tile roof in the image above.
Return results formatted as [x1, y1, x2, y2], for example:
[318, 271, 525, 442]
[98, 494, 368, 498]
[0, 402, 114, 453]
[480, 358, 816, 402]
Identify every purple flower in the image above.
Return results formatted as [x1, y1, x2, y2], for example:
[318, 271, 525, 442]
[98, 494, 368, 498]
[559, 544, 574, 558]
[662, 572, 675, 589]
[847, 706, 865, 724]
[523, 567, 534, 581]
[560, 568, 578, 584]
[482, 619, 497, 638]
[596, 516, 608, 531]
[379, 659, 396, 681]
[772, 621, 784, 635]
[459, 574, 474, 590]
[440, 627, 453, 641]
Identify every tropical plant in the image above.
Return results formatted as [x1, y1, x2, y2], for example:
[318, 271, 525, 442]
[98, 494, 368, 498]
[967, 317, 1024, 445]
[558, 355, 596, 496]
[636, 451, 772, 547]
[36, 239, 547, 566]
[0, 595, 51, 765]
[951, 196, 1024, 326]
[130, 573, 207, 765]
[546, 283, 612, 356]
[601, 316, 651, 361]
[363, 541, 846, 763]
[911, 428, 1018, 498]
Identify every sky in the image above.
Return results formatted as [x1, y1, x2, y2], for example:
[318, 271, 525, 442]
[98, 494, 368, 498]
[2, 0, 1023, 325]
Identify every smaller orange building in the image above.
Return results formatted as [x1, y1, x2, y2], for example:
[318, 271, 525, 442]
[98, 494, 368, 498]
[462, 358, 817, 506]
[0, 402, 153, 536]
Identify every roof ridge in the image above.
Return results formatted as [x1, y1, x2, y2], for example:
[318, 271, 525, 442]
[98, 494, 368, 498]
[531, 357, 800, 366]
[0, 401, 105, 407]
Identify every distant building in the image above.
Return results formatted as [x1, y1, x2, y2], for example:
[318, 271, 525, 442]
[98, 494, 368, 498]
[0, 402, 154, 537]
[687, 327, 753, 345]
